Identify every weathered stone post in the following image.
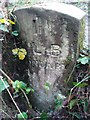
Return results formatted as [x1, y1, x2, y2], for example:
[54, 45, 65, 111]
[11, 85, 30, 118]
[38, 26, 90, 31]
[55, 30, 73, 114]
[14, 3, 85, 111]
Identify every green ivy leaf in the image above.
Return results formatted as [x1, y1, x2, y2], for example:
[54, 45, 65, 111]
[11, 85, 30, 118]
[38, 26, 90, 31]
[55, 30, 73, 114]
[73, 82, 88, 88]
[25, 87, 34, 94]
[26, 87, 34, 93]
[17, 112, 28, 119]
[0, 78, 9, 92]
[12, 31, 19, 36]
[19, 81, 27, 89]
[44, 81, 51, 91]
[12, 80, 27, 90]
[55, 99, 63, 109]
[45, 81, 51, 87]
[83, 99, 89, 112]
[44, 85, 50, 91]
[79, 99, 89, 112]
[25, 87, 31, 94]
[12, 80, 20, 89]
[77, 57, 89, 65]
[40, 112, 49, 120]
[0, 24, 9, 32]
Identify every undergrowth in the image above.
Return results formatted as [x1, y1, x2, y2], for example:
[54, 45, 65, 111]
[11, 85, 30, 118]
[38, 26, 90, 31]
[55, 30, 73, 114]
[0, 0, 90, 120]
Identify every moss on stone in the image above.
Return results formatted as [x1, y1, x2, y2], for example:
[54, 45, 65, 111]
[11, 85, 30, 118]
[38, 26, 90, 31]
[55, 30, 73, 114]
[78, 18, 85, 50]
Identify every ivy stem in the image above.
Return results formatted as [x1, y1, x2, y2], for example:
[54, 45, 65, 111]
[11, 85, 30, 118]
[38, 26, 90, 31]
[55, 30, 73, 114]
[20, 88, 32, 109]
[0, 69, 13, 85]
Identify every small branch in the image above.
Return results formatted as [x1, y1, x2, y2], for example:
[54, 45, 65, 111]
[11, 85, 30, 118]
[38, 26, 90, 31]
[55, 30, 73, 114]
[0, 69, 13, 85]
[66, 62, 76, 83]
[68, 76, 90, 102]
[0, 96, 7, 107]
[0, 108, 12, 120]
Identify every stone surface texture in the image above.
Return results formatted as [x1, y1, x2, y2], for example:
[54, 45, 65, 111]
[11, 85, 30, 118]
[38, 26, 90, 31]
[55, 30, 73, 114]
[14, 3, 85, 110]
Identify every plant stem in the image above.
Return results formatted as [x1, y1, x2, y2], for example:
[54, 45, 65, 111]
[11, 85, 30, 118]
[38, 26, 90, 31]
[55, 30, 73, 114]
[20, 88, 32, 109]
[0, 96, 7, 107]
[0, 108, 13, 120]
[69, 76, 90, 102]
[0, 69, 13, 85]
[66, 62, 76, 83]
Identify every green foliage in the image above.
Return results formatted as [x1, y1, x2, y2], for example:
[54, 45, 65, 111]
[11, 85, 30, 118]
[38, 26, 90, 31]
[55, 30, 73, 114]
[44, 81, 51, 91]
[40, 112, 49, 120]
[0, 24, 9, 33]
[55, 99, 63, 110]
[77, 48, 90, 65]
[0, 77, 9, 93]
[69, 98, 89, 119]
[17, 112, 28, 119]
[55, 93, 66, 109]
[13, 80, 26, 91]
[0, 18, 15, 33]
[79, 99, 89, 113]
[69, 112, 82, 119]
[12, 31, 19, 36]
[12, 80, 34, 94]
[12, 48, 27, 60]
[72, 82, 88, 88]
[77, 57, 89, 65]
[68, 98, 89, 119]
[69, 99, 77, 109]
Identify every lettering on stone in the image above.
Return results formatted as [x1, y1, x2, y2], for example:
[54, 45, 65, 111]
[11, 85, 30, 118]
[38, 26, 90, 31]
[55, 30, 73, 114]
[33, 44, 61, 57]
[31, 44, 63, 70]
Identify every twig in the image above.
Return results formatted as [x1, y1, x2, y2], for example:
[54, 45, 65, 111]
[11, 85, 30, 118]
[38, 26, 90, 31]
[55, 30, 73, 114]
[0, 96, 7, 107]
[0, 108, 12, 120]
[68, 76, 90, 102]
[0, 69, 13, 85]
[66, 62, 76, 82]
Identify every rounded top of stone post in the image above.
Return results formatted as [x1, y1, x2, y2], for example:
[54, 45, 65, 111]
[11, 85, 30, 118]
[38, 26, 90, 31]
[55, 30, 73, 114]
[32, 2, 86, 20]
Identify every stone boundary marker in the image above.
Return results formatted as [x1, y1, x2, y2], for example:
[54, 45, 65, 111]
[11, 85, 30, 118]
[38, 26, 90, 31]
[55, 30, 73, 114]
[88, 2, 90, 47]
[14, 3, 85, 110]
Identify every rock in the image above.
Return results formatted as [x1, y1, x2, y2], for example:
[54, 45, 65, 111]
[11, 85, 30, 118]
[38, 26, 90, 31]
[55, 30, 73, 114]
[14, 3, 85, 111]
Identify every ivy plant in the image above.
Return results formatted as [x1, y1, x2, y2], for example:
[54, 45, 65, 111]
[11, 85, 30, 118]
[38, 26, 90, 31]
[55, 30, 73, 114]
[12, 80, 34, 94]
[0, 76, 9, 93]
[77, 48, 90, 65]
[40, 112, 49, 120]
[0, 17, 19, 37]
[12, 48, 27, 60]
[44, 81, 51, 91]
[17, 112, 28, 120]
[77, 56, 89, 65]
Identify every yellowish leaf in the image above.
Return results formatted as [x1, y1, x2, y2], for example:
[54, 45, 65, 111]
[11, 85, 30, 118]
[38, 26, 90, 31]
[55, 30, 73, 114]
[19, 48, 27, 55]
[18, 52, 25, 60]
[12, 48, 19, 55]
[0, 19, 15, 25]
[8, 19, 15, 24]
[0, 19, 6, 23]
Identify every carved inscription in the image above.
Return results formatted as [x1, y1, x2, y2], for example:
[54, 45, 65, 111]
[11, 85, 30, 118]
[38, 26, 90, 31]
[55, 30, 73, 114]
[31, 44, 65, 71]
[33, 44, 61, 57]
